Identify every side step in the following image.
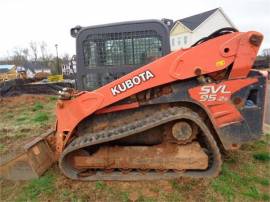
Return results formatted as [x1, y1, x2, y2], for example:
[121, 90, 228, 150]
[0, 130, 55, 180]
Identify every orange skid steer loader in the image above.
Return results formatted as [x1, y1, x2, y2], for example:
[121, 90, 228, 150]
[0, 20, 268, 181]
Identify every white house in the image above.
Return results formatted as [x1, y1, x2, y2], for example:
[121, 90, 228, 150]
[32, 65, 51, 74]
[62, 56, 77, 75]
[24, 62, 52, 75]
[170, 8, 235, 51]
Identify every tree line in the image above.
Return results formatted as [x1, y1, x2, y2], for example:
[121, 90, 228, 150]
[0, 41, 70, 74]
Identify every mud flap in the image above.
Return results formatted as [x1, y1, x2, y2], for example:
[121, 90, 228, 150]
[0, 130, 55, 180]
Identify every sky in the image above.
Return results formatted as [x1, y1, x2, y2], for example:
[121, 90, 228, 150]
[0, 0, 269, 58]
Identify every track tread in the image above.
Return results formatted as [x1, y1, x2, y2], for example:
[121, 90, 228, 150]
[59, 107, 222, 180]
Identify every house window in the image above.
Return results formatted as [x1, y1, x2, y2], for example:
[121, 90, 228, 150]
[171, 38, 175, 47]
[177, 37, 181, 46]
[184, 36, 188, 45]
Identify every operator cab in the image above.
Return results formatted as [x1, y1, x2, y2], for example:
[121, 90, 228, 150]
[71, 20, 171, 90]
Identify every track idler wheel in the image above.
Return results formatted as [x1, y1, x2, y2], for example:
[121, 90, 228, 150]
[171, 121, 198, 144]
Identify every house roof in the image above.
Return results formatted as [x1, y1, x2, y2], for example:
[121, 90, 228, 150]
[0, 64, 15, 70]
[177, 8, 219, 31]
[0, 65, 15, 73]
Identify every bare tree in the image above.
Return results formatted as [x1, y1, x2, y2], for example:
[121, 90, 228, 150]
[62, 53, 70, 63]
[40, 41, 47, 61]
[12, 48, 27, 66]
[262, 48, 270, 57]
[262, 48, 270, 68]
[29, 41, 38, 62]
[22, 48, 29, 61]
[0, 51, 11, 64]
[39, 41, 54, 71]
[0, 42, 75, 73]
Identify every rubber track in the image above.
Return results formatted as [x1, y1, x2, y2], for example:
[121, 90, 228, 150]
[59, 107, 222, 180]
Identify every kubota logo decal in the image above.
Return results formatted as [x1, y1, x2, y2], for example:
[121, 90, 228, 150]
[111, 70, 155, 96]
[199, 85, 231, 101]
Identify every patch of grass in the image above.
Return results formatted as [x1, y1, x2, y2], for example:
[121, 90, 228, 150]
[250, 176, 270, 186]
[60, 189, 70, 199]
[212, 165, 245, 201]
[93, 182, 132, 202]
[16, 116, 28, 122]
[242, 186, 260, 200]
[32, 102, 44, 111]
[170, 179, 181, 191]
[16, 172, 55, 201]
[170, 179, 196, 192]
[0, 143, 5, 152]
[212, 180, 234, 201]
[262, 193, 270, 201]
[225, 153, 239, 164]
[259, 178, 270, 186]
[59, 189, 70, 200]
[241, 163, 256, 175]
[59, 189, 86, 202]
[32, 112, 49, 123]
[253, 152, 270, 161]
[5, 113, 14, 119]
[149, 186, 160, 193]
[49, 96, 58, 101]
[95, 181, 106, 190]
[247, 140, 269, 151]
[162, 191, 182, 202]
[14, 133, 24, 139]
[136, 195, 157, 202]
[119, 191, 129, 202]
[241, 137, 269, 152]
[255, 140, 268, 146]
[212, 163, 270, 202]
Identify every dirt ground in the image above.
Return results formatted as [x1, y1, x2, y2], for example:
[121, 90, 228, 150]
[0, 95, 55, 156]
[0, 95, 269, 202]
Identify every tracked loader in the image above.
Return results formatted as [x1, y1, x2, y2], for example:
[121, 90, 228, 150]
[0, 20, 268, 181]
